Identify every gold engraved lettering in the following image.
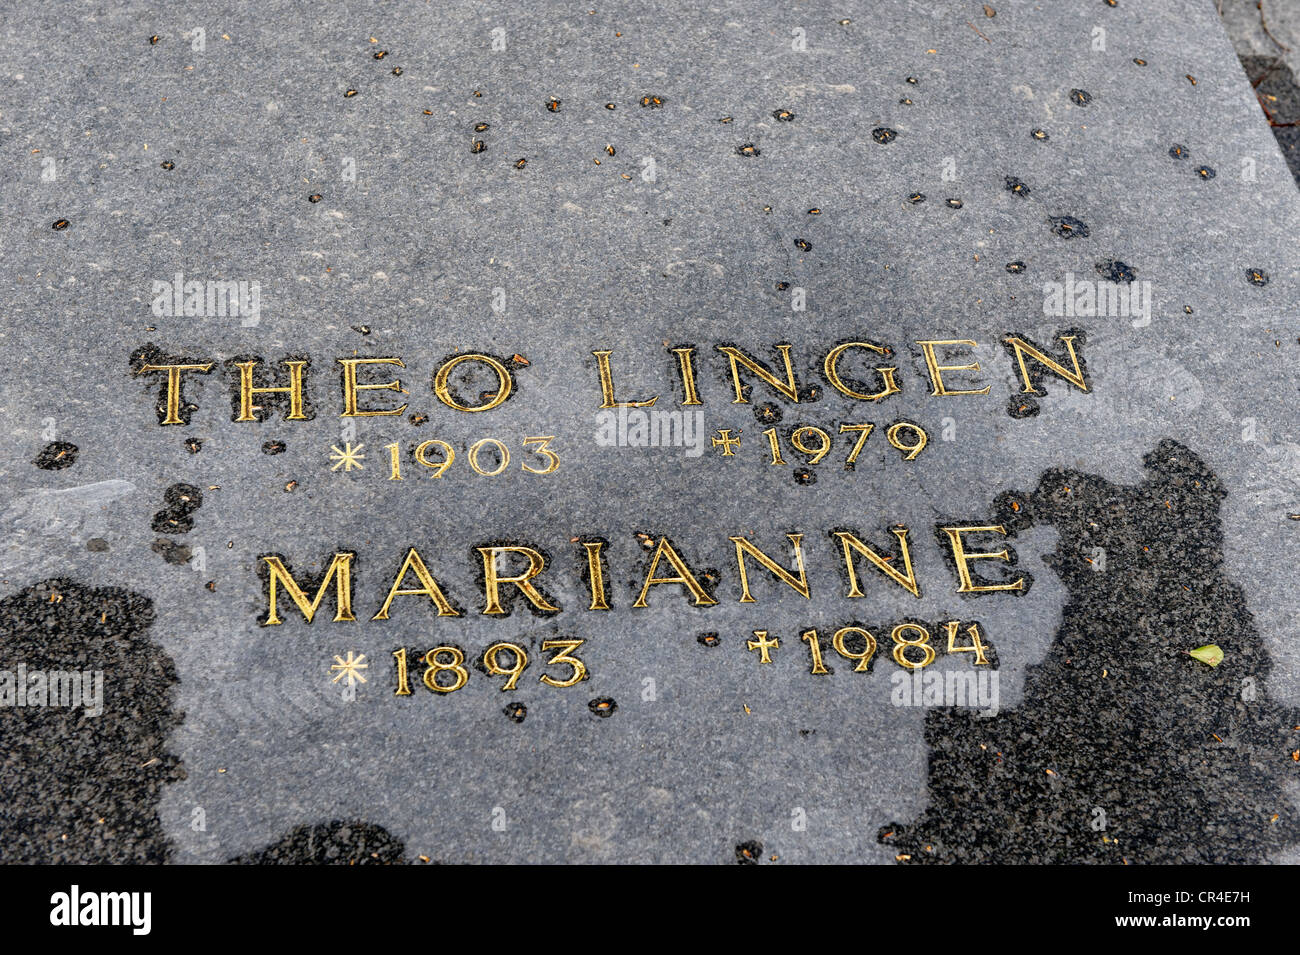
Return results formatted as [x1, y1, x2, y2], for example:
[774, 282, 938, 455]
[261, 552, 355, 625]
[832, 528, 921, 598]
[591, 350, 657, 409]
[731, 533, 811, 602]
[716, 344, 799, 403]
[632, 537, 719, 608]
[478, 545, 560, 615]
[338, 357, 408, 417]
[940, 524, 1026, 593]
[372, 547, 460, 620]
[916, 340, 991, 396]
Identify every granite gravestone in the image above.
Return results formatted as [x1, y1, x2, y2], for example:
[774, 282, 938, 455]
[2, 0, 1299, 864]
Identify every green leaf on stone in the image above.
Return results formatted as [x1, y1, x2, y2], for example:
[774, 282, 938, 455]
[1189, 645, 1224, 667]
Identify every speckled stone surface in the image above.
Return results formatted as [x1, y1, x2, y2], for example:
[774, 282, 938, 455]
[2, 1, 1299, 864]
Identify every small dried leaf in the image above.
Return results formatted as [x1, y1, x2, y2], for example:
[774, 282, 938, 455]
[1189, 644, 1223, 667]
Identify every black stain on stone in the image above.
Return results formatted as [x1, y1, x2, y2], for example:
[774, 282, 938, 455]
[151, 483, 203, 534]
[262, 440, 286, 455]
[879, 441, 1300, 863]
[1007, 395, 1040, 418]
[230, 821, 407, 864]
[735, 840, 763, 864]
[0, 578, 183, 863]
[1195, 165, 1216, 180]
[1004, 176, 1030, 197]
[1169, 143, 1189, 160]
[151, 538, 192, 564]
[871, 127, 898, 144]
[697, 632, 721, 647]
[588, 696, 617, 717]
[1006, 261, 1026, 274]
[1246, 267, 1271, 287]
[34, 441, 78, 470]
[504, 701, 527, 723]
[1068, 88, 1092, 106]
[1095, 259, 1137, 283]
[1048, 215, 1089, 239]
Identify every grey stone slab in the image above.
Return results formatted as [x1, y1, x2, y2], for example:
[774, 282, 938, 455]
[1, 0, 1299, 864]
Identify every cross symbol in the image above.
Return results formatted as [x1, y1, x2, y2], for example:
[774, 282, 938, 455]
[746, 630, 780, 664]
[712, 428, 742, 456]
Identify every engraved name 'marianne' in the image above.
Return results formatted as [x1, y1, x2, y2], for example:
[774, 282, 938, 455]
[260, 527, 1024, 627]
[131, 334, 1088, 425]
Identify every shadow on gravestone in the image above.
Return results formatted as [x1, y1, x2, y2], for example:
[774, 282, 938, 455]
[0, 579, 183, 863]
[880, 440, 1300, 864]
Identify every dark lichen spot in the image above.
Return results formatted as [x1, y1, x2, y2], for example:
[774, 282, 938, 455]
[1008, 395, 1040, 418]
[183, 437, 203, 454]
[308, 193, 322, 203]
[1006, 261, 1026, 274]
[872, 127, 898, 144]
[755, 403, 782, 424]
[151, 483, 203, 534]
[151, 538, 192, 564]
[1169, 143, 1189, 160]
[1004, 176, 1030, 197]
[794, 238, 812, 252]
[794, 468, 816, 485]
[1095, 259, 1137, 283]
[52, 219, 69, 231]
[471, 140, 486, 154]
[907, 192, 926, 203]
[86, 538, 109, 552]
[1048, 215, 1089, 239]
[735, 840, 763, 864]
[946, 198, 963, 209]
[1195, 165, 1216, 180]
[588, 697, 617, 718]
[697, 632, 721, 647]
[504, 702, 527, 723]
[1068, 88, 1092, 106]
[546, 98, 561, 112]
[34, 441, 78, 470]
[735, 142, 760, 157]
[639, 95, 664, 108]
[1031, 128, 1049, 141]
[1246, 268, 1271, 287]
[159, 160, 175, 170]
[262, 440, 286, 455]
[772, 108, 794, 122]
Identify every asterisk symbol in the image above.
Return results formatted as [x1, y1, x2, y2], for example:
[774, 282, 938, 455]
[329, 442, 366, 472]
[330, 651, 369, 685]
